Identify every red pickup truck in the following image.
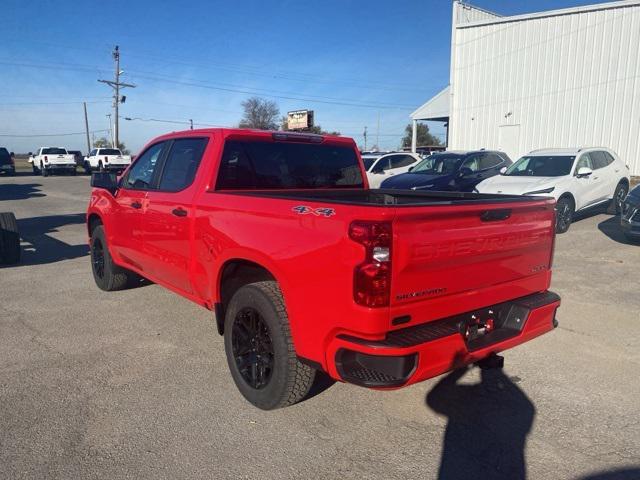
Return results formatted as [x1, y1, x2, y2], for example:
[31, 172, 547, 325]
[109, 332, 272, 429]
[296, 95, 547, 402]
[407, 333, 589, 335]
[87, 128, 560, 410]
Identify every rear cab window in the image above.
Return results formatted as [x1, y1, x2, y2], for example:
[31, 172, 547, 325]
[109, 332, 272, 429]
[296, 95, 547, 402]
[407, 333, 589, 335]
[216, 139, 363, 189]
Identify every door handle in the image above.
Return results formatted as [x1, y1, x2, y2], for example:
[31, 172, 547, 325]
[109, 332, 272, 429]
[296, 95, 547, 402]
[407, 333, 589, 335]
[131, 201, 142, 209]
[480, 209, 512, 222]
[172, 208, 188, 217]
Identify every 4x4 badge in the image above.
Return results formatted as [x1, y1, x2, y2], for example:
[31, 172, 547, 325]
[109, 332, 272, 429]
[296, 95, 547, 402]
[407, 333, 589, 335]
[292, 205, 336, 217]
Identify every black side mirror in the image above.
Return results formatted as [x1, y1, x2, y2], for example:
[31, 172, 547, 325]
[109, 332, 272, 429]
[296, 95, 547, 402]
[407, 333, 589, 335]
[408, 166, 414, 172]
[10, 152, 14, 157]
[91, 172, 118, 195]
[28, 152, 33, 156]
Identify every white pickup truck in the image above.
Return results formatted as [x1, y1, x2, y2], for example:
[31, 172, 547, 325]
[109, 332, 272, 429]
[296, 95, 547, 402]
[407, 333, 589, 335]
[29, 147, 76, 176]
[84, 148, 132, 173]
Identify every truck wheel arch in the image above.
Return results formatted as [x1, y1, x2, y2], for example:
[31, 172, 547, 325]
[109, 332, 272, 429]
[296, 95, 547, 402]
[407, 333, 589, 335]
[87, 213, 103, 238]
[216, 259, 277, 335]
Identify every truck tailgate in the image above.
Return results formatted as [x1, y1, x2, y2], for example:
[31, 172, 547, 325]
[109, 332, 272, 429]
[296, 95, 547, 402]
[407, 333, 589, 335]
[391, 198, 555, 320]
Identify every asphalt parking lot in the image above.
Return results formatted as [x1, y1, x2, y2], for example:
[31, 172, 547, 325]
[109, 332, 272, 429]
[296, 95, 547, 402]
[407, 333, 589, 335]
[1, 173, 639, 480]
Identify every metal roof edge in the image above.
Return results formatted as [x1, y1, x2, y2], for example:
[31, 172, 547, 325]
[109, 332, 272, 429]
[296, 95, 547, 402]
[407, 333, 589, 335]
[457, 0, 640, 29]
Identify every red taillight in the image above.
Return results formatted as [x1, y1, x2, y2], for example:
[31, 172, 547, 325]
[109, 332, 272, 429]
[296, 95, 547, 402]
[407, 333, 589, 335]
[104, 156, 108, 162]
[349, 221, 392, 308]
[44, 155, 48, 163]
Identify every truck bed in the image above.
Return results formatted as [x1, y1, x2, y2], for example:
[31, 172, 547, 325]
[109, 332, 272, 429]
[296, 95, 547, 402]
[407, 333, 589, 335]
[224, 188, 548, 206]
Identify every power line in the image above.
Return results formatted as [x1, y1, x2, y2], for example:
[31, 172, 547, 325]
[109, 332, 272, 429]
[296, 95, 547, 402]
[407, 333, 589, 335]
[0, 38, 430, 92]
[1, 56, 416, 111]
[0, 129, 109, 138]
[0, 100, 110, 106]
[128, 72, 413, 110]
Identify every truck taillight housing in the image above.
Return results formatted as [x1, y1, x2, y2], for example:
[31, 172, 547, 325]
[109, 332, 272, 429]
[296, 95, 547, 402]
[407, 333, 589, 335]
[349, 221, 392, 308]
[44, 155, 48, 163]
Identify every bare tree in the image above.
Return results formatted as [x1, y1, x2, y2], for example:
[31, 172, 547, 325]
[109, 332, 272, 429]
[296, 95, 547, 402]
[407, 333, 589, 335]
[239, 97, 280, 130]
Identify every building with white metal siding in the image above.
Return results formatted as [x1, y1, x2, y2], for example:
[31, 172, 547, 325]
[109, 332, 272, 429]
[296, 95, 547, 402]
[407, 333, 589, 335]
[411, 0, 640, 176]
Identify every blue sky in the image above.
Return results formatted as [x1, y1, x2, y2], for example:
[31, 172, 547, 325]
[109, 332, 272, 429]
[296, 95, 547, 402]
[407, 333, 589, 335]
[1, 0, 610, 153]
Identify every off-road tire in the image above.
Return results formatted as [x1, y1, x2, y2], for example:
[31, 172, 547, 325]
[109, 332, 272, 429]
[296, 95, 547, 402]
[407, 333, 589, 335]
[90, 225, 131, 291]
[607, 181, 628, 215]
[223, 281, 316, 410]
[0, 212, 20, 265]
[41, 167, 48, 177]
[555, 196, 574, 234]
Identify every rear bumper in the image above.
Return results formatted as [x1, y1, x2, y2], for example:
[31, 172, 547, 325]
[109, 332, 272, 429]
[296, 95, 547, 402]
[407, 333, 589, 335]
[326, 291, 560, 388]
[46, 163, 76, 170]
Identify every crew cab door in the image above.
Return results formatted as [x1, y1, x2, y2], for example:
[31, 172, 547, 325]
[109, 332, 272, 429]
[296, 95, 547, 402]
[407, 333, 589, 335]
[142, 137, 208, 293]
[572, 152, 600, 210]
[110, 141, 167, 271]
[590, 150, 617, 201]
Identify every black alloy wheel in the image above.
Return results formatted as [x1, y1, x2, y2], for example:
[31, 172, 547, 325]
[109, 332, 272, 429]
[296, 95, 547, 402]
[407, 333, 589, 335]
[231, 307, 274, 390]
[615, 183, 628, 214]
[555, 197, 573, 234]
[91, 236, 105, 279]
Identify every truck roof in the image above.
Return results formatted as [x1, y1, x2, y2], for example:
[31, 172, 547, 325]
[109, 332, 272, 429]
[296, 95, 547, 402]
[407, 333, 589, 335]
[151, 128, 353, 146]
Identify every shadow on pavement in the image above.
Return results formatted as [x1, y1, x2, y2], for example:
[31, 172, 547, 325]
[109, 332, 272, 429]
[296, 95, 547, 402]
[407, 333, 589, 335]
[0, 183, 46, 201]
[426, 365, 534, 480]
[576, 468, 640, 480]
[598, 216, 636, 245]
[2, 213, 88, 267]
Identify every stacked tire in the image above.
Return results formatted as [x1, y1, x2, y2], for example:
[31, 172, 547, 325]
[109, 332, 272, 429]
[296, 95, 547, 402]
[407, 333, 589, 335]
[0, 212, 20, 265]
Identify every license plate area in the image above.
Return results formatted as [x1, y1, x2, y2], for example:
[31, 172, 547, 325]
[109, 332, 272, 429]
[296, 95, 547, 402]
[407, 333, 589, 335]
[459, 303, 530, 351]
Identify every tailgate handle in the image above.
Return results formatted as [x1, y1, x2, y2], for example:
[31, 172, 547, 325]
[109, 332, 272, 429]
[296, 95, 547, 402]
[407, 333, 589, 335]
[480, 209, 511, 222]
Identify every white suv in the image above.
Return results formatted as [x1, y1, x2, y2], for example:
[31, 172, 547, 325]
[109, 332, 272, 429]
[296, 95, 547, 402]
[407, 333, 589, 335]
[363, 152, 421, 188]
[476, 148, 631, 233]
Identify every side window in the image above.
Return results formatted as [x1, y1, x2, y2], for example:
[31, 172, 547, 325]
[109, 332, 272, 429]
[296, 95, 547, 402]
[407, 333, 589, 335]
[389, 155, 416, 169]
[462, 155, 480, 172]
[575, 153, 593, 173]
[89, 149, 97, 157]
[603, 151, 616, 166]
[480, 153, 504, 170]
[123, 142, 165, 190]
[590, 151, 608, 170]
[158, 138, 208, 192]
[372, 157, 391, 172]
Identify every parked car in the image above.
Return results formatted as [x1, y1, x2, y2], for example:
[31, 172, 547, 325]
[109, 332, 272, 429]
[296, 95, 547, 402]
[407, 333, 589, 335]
[87, 128, 560, 410]
[380, 150, 512, 192]
[85, 148, 132, 173]
[68, 150, 84, 171]
[0, 148, 15, 176]
[364, 152, 422, 188]
[29, 147, 76, 176]
[476, 148, 631, 233]
[621, 183, 640, 242]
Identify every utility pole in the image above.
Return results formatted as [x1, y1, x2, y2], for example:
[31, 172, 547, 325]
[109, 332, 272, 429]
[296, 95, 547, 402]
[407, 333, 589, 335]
[83, 102, 91, 153]
[376, 112, 380, 150]
[106, 114, 114, 147]
[98, 46, 135, 148]
[363, 126, 368, 151]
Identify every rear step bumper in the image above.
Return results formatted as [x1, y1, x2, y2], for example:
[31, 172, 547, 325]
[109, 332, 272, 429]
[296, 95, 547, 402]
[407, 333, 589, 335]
[329, 291, 560, 388]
